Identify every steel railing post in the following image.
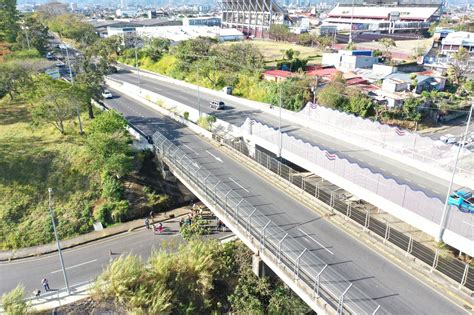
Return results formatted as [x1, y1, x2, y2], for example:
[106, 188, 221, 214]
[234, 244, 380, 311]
[337, 283, 353, 315]
[294, 248, 307, 281]
[235, 199, 244, 219]
[224, 189, 233, 212]
[313, 264, 328, 298]
[260, 220, 271, 250]
[247, 208, 256, 234]
[278, 233, 288, 264]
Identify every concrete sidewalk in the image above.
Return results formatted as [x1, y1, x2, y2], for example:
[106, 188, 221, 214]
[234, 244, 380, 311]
[0, 207, 190, 262]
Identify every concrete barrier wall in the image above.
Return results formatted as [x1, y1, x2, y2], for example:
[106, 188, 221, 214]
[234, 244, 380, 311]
[121, 67, 473, 188]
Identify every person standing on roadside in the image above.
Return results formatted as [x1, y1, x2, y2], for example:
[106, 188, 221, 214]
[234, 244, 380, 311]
[145, 217, 150, 230]
[41, 278, 50, 291]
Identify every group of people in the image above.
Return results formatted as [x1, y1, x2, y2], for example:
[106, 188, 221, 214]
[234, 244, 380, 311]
[145, 212, 165, 235]
[32, 278, 50, 298]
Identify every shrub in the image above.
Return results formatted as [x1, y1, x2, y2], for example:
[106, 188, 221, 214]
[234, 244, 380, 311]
[183, 111, 189, 120]
[1, 285, 30, 315]
[101, 175, 123, 200]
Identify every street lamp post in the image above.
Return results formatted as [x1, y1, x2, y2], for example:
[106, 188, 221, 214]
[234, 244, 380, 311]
[48, 188, 71, 295]
[64, 45, 83, 134]
[437, 102, 473, 241]
[277, 83, 283, 159]
[134, 43, 142, 93]
[348, 0, 355, 44]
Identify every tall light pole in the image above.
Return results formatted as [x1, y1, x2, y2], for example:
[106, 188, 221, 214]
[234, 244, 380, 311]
[437, 102, 473, 241]
[48, 188, 71, 295]
[134, 42, 142, 93]
[348, 0, 355, 44]
[64, 45, 83, 134]
[277, 83, 282, 159]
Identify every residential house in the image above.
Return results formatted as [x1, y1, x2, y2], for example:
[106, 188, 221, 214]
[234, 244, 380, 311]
[263, 70, 293, 82]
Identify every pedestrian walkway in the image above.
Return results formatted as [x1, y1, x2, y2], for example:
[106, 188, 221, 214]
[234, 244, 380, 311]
[0, 207, 190, 262]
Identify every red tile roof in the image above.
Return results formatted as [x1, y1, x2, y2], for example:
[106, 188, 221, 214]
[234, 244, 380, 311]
[306, 67, 337, 77]
[346, 77, 368, 85]
[263, 69, 294, 78]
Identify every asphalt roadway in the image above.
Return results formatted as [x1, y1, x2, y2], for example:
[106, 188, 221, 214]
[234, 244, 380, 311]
[0, 220, 231, 299]
[109, 68, 452, 201]
[95, 89, 466, 314]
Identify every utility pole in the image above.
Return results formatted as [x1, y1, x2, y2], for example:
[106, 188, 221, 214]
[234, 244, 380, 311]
[437, 102, 473, 241]
[348, 0, 355, 44]
[64, 45, 83, 134]
[48, 188, 71, 295]
[23, 26, 31, 50]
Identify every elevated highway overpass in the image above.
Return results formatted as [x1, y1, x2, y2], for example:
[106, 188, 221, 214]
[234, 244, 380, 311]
[102, 88, 467, 314]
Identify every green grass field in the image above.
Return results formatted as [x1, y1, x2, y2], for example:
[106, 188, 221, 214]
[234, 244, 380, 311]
[0, 98, 100, 249]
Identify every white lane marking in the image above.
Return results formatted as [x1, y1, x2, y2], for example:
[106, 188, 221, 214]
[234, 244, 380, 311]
[183, 144, 200, 156]
[380, 168, 387, 172]
[51, 259, 97, 274]
[229, 177, 249, 193]
[297, 228, 334, 255]
[419, 184, 427, 189]
[206, 150, 223, 163]
[462, 221, 474, 227]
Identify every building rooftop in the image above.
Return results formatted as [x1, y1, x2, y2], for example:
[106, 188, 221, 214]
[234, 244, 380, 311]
[442, 31, 474, 46]
[306, 67, 337, 77]
[263, 70, 294, 78]
[327, 5, 439, 21]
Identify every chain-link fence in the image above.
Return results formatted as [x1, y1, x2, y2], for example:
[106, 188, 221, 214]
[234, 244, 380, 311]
[218, 134, 473, 291]
[242, 119, 473, 248]
[152, 131, 383, 314]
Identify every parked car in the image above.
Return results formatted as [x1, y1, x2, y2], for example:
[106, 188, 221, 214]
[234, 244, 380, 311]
[209, 100, 225, 110]
[439, 134, 457, 144]
[102, 90, 113, 99]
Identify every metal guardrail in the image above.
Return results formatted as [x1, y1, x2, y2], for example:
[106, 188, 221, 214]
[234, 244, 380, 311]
[152, 131, 382, 315]
[219, 136, 473, 292]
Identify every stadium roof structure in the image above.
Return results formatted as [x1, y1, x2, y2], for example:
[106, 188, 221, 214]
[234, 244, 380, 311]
[328, 5, 439, 21]
[219, 0, 286, 14]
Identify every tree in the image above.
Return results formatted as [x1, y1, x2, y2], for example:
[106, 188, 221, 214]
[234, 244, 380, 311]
[316, 36, 334, 51]
[15, 15, 49, 54]
[173, 37, 217, 72]
[447, 47, 470, 86]
[379, 38, 396, 58]
[0, 0, 19, 43]
[269, 24, 290, 41]
[402, 96, 423, 122]
[142, 37, 171, 62]
[347, 90, 374, 117]
[346, 41, 357, 50]
[0, 62, 30, 99]
[297, 32, 317, 47]
[267, 77, 312, 111]
[1, 285, 30, 315]
[29, 76, 78, 134]
[317, 81, 348, 109]
[85, 110, 133, 177]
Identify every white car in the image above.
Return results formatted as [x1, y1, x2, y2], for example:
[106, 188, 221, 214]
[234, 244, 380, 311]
[102, 90, 113, 99]
[439, 134, 457, 144]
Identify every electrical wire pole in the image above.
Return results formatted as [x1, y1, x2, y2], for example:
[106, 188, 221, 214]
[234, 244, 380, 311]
[48, 188, 71, 295]
[437, 101, 473, 241]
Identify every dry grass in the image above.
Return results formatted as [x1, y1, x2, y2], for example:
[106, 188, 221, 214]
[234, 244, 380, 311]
[222, 39, 322, 66]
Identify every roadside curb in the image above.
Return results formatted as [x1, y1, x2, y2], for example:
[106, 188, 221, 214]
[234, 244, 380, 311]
[0, 208, 189, 262]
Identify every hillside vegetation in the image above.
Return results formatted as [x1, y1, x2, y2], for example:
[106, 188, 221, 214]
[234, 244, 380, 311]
[0, 98, 101, 249]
